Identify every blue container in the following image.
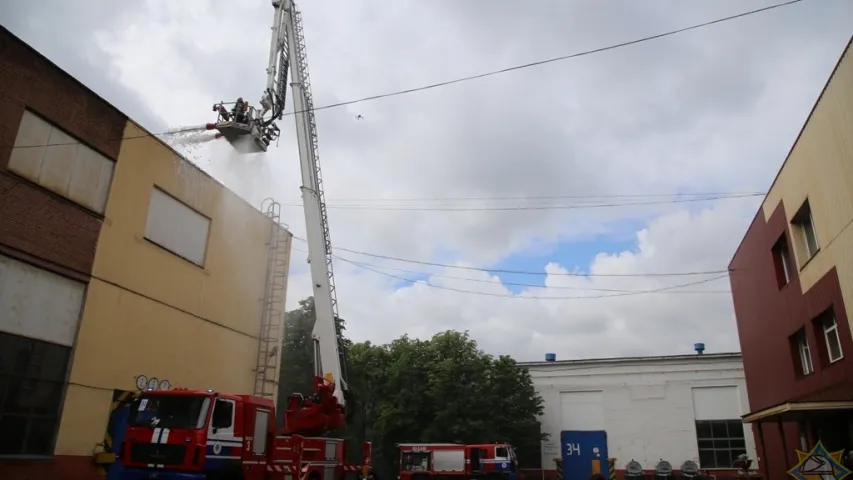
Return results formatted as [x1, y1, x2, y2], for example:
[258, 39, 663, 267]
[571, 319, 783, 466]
[545, 353, 556, 362]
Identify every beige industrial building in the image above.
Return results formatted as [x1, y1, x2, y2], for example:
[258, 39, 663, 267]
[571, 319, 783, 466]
[0, 27, 292, 480]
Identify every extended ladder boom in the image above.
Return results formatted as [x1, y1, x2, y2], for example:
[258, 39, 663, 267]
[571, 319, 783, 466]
[281, 0, 347, 406]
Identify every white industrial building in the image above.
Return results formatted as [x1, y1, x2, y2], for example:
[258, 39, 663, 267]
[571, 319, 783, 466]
[522, 351, 758, 476]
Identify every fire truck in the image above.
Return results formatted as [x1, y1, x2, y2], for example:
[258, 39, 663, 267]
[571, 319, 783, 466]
[117, 0, 363, 479]
[118, 386, 371, 480]
[398, 443, 520, 480]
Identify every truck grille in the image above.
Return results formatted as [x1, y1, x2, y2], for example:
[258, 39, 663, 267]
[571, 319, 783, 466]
[130, 443, 187, 465]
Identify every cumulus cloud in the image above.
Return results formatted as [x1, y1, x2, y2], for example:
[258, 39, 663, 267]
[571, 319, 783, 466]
[3, 0, 851, 360]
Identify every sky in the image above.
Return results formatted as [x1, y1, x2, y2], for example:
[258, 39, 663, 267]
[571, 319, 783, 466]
[3, 0, 852, 362]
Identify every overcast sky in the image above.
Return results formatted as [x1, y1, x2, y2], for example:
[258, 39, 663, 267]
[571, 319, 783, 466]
[3, 0, 852, 361]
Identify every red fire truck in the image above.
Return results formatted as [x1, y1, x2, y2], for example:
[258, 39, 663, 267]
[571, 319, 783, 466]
[398, 443, 520, 480]
[118, 381, 371, 480]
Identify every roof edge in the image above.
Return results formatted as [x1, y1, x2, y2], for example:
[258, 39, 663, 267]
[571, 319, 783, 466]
[729, 34, 853, 266]
[519, 351, 742, 367]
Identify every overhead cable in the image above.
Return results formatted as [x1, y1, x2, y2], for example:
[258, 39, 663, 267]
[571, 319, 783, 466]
[291, 236, 732, 277]
[333, 255, 730, 300]
[282, 193, 762, 212]
[7, 0, 804, 149]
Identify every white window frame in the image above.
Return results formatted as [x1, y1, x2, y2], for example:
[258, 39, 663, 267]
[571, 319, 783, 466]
[792, 201, 819, 261]
[801, 211, 819, 258]
[780, 249, 792, 283]
[797, 334, 813, 375]
[773, 236, 793, 285]
[822, 313, 844, 364]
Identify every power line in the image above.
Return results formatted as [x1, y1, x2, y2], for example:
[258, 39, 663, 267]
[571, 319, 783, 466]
[6, 0, 803, 150]
[292, 236, 732, 277]
[305, 191, 767, 203]
[282, 193, 762, 212]
[320, 250, 732, 295]
[333, 255, 730, 300]
[290, 0, 805, 115]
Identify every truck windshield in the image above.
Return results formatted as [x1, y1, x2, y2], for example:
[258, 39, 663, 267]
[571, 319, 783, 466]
[401, 452, 430, 472]
[128, 395, 211, 430]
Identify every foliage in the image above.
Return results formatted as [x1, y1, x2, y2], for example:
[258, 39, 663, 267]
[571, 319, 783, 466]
[276, 297, 349, 422]
[278, 297, 546, 477]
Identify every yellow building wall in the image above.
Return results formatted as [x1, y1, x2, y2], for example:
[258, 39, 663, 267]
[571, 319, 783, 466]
[54, 121, 292, 456]
[762, 39, 853, 319]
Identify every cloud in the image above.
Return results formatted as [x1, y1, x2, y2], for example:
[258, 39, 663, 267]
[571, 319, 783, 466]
[284, 199, 751, 361]
[3, 0, 851, 360]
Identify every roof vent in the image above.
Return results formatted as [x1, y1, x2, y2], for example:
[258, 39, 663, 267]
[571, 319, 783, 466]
[694, 343, 706, 355]
[545, 353, 556, 362]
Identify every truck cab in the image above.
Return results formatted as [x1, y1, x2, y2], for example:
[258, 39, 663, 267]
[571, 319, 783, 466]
[398, 443, 519, 480]
[468, 444, 518, 478]
[119, 389, 275, 480]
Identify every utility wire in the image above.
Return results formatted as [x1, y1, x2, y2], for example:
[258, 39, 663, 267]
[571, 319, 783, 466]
[6, 0, 803, 150]
[292, 236, 732, 277]
[333, 255, 730, 300]
[285, 0, 805, 116]
[306, 191, 767, 203]
[322, 251, 732, 295]
[282, 193, 761, 212]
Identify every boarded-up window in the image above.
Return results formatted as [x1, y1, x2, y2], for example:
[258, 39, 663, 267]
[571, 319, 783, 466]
[692, 386, 741, 420]
[144, 187, 211, 266]
[8, 110, 114, 214]
[0, 254, 85, 347]
[559, 390, 605, 431]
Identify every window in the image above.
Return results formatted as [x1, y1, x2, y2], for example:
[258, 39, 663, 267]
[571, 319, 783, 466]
[818, 310, 844, 363]
[772, 234, 794, 287]
[792, 200, 819, 261]
[144, 187, 211, 266]
[252, 409, 270, 455]
[0, 331, 71, 456]
[210, 399, 234, 431]
[695, 420, 747, 469]
[8, 110, 115, 214]
[792, 329, 814, 376]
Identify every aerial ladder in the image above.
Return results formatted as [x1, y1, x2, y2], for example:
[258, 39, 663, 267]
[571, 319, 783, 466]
[113, 4, 366, 479]
[206, 0, 349, 432]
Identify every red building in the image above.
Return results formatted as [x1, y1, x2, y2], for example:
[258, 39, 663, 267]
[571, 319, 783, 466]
[729, 36, 853, 479]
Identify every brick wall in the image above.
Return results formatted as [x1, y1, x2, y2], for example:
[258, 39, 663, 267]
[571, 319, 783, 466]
[0, 26, 127, 280]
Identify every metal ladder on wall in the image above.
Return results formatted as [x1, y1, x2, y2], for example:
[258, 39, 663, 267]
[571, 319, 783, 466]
[253, 198, 291, 398]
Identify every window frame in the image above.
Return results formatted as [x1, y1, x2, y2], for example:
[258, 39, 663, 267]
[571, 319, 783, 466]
[791, 200, 819, 263]
[772, 234, 794, 287]
[695, 419, 748, 470]
[9, 109, 116, 215]
[209, 398, 236, 437]
[143, 186, 212, 268]
[0, 331, 72, 458]
[797, 332, 814, 375]
[821, 312, 844, 364]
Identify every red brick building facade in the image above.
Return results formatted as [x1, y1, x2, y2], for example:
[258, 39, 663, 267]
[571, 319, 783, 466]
[0, 26, 127, 479]
[729, 36, 853, 479]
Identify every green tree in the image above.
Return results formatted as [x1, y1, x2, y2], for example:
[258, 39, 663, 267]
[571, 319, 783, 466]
[347, 330, 547, 477]
[276, 297, 352, 424]
[278, 298, 546, 476]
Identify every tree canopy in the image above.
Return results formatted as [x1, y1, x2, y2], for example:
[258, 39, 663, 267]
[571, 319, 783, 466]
[278, 297, 546, 477]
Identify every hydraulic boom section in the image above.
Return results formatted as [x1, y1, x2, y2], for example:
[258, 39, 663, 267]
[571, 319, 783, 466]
[207, 0, 348, 436]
